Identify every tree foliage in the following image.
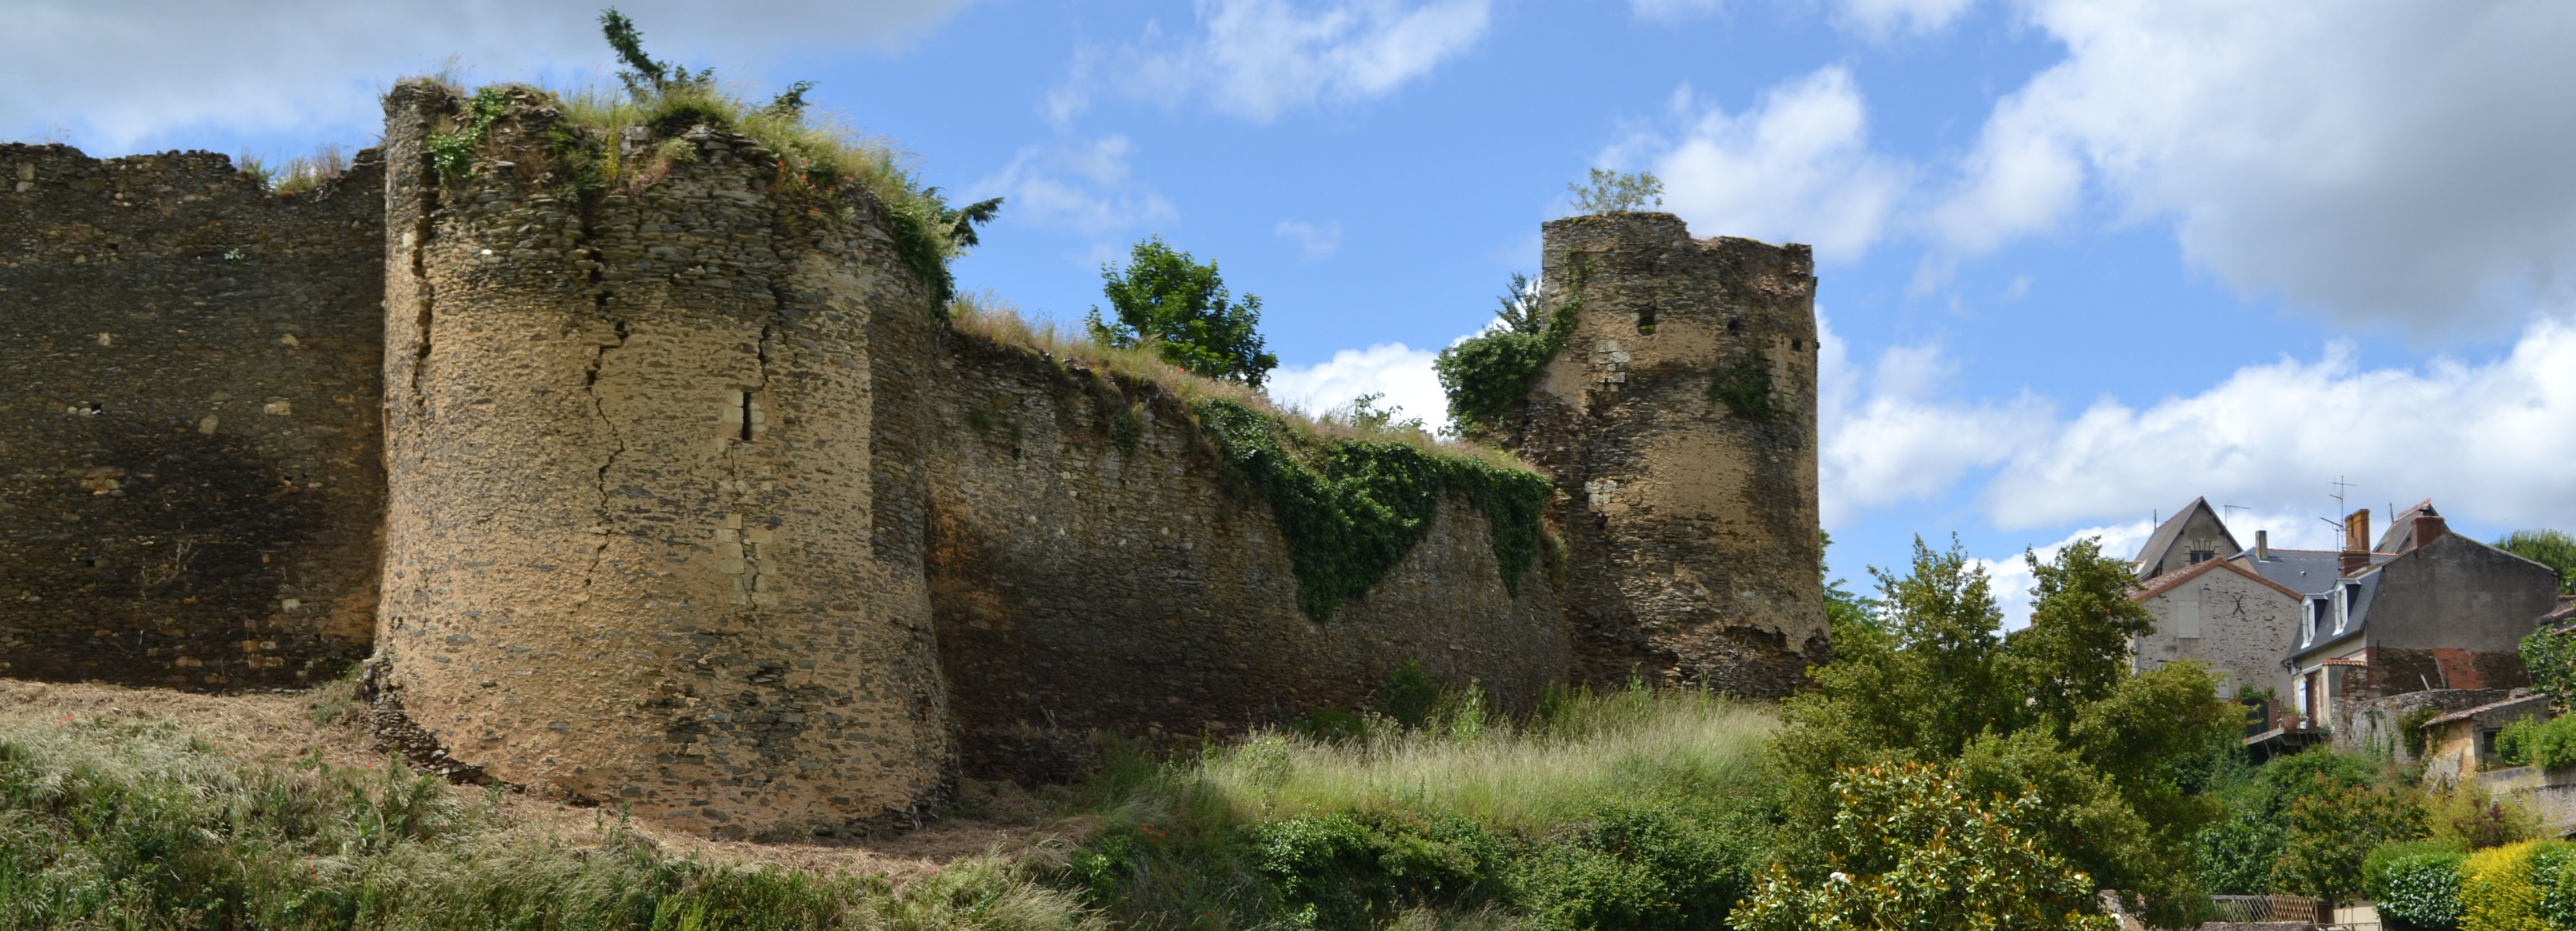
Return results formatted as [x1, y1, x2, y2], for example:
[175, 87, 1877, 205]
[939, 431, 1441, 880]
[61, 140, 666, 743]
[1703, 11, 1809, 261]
[1086, 237, 1278, 387]
[599, 7, 713, 98]
[2270, 778, 2427, 901]
[1769, 535, 2242, 927]
[1566, 168, 1665, 214]
[1735, 761, 2119, 931]
[1434, 267, 1584, 435]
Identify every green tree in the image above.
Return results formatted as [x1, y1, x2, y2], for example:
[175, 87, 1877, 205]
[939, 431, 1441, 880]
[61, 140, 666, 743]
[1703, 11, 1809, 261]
[1566, 168, 1664, 214]
[1434, 269, 1581, 435]
[2498, 529, 2576, 595]
[1770, 535, 2242, 927]
[1087, 236, 1279, 387]
[2270, 778, 2427, 904]
[599, 7, 713, 97]
[1735, 762, 2119, 931]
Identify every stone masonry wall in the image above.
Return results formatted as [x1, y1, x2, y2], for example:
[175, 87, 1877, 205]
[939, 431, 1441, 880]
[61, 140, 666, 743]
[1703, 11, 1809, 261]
[925, 331, 1571, 782]
[0, 144, 385, 688]
[370, 83, 950, 838]
[1515, 213, 1826, 696]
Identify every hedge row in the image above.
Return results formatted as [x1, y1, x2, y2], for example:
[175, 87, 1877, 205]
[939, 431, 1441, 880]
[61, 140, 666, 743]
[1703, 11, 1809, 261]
[2366, 840, 2576, 930]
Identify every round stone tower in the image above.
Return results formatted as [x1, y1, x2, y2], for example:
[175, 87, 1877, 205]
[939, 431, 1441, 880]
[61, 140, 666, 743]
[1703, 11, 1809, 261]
[373, 81, 951, 837]
[1517, 212, 1827, 697]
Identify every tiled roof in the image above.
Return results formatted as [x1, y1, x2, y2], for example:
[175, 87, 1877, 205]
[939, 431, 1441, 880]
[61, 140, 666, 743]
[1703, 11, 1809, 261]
[2129, 556, 2304, 602]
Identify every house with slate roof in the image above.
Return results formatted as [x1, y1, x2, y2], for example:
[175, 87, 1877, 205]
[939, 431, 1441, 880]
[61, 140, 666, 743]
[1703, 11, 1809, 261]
[2128, 500, 2560, 739]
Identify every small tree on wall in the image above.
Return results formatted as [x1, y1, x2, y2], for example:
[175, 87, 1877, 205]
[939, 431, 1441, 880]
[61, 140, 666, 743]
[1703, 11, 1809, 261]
[1087, 236, 1280, 387]
[1566, 168, 1664, 214]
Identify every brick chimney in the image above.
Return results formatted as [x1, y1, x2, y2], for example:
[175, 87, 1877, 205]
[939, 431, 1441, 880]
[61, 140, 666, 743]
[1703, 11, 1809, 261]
[2341, 508, 2372, 577]
[2413, 512, 2447, 549]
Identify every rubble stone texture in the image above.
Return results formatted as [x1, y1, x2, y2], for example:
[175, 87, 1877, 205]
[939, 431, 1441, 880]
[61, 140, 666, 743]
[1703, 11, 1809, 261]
[0, 90, 1824, 836]
[0, 142, 386, 688]
[372, 83, 950, 836]
[1516, 214, 1829, 694]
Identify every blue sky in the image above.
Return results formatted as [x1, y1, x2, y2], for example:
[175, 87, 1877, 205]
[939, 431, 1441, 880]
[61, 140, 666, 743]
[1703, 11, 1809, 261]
[12, 0, 2575, 622]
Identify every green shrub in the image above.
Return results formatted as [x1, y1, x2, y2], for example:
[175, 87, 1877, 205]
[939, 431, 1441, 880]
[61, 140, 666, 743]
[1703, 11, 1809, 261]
[1732, 761, 2117, 931]
[2369, 841, 2467, 930]
[2497, 715, 2576, 770]
[1249, 810, 1509, 931]
[1434, 263, 1585, 435]
[1085, 237, 1278, 387]
[1513, 800, 1757, 931]
[2460, 840, 2550, 931]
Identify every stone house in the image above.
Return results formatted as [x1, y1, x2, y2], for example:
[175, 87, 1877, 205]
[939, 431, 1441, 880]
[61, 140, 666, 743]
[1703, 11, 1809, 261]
[2127, 557, 2303, 698]
[2279, 506, 2560, 734]
[2132, 497, 2244, 581]
[2421, 692, 2551, 785]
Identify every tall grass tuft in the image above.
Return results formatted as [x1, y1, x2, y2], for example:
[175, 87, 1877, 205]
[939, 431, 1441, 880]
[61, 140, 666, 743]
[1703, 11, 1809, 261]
[0, 712, 1101, 931]
[1052, 683, 1778, 930]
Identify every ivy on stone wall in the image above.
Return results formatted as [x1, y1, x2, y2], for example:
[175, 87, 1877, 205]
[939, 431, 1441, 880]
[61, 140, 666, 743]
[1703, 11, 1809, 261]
[1707, 349, 1780, 421]
[1199, 400, 1553, 620]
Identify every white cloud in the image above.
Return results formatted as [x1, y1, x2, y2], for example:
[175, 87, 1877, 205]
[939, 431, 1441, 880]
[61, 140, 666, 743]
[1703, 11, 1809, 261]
[969, 136, 1179, 238]
[1627, 0, 1980, 36]
[1933, 0, 2576, 330]
[1275, 220, 1344, 260]
[1266, 343, 1446, 427]
[1816, 314, 2053, 525]
[1054, 0, 1492, 124]
[1972, 519, 2152, 630]
[1980, 320, 2576, 535]
[0, 0, 977, 153]
[1603, 69, 1911, 263]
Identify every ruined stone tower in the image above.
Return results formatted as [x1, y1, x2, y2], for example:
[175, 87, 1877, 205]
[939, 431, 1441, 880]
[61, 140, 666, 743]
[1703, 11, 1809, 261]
[1519, 213, 1827, 696]
[369, 82, 951, 835]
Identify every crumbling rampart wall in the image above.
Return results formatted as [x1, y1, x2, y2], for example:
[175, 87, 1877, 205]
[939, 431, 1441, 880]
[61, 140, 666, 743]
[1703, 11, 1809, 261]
[0, 144, 385, 687]
[925, 332, 1570, 781]
[368, 83, 950, 838]
[1517, 213, 1826, 696]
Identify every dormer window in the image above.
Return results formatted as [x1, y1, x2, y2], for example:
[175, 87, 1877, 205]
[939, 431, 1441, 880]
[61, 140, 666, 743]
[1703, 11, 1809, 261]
[2334, 581, 2359, 635]
[2303, 598, 2322, 647]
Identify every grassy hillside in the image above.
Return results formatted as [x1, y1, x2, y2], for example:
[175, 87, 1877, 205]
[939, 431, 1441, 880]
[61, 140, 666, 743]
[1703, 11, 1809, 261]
[0, 678, 1777, 931]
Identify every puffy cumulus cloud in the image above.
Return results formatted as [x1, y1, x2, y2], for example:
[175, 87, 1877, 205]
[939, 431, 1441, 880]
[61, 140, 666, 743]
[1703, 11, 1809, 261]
[1934, 0, 2576, 330]
[1051, 0, 1491, 124]
[1815, 314, 2053, 526]
[1265, 343, 1446, 427]
[968, 136, 1178, 238]
[1603, 69, 1910, 263]
[1981, 320, 2576, 534]
[1968, 519, 2152, 630]
[0, 0, 978, 153]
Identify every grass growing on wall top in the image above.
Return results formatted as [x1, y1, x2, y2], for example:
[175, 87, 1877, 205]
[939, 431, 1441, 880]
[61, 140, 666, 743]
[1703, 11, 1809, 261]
[948, 297, 1556, 618]
[414, 77, 980, 303]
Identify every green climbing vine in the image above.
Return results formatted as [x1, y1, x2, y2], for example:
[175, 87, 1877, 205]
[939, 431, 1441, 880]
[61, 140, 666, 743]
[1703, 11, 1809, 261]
[427, 87, 516, 182]
[1707, 349, 1781, 421]
[1198, 400, 1554, 620]
[1433, 258, 1588, 435]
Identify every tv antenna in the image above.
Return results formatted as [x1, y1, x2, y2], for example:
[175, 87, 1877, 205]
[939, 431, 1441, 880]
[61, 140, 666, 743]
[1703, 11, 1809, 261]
[2329, 476, 2357, 515]
[2222, 503, 2251, 516]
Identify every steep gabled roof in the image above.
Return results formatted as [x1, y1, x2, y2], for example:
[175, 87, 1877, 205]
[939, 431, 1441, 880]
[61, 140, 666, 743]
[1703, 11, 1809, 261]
[2130, 554, 2305, 602]
[2377, 500, 2440, 553]
[2132, 497, 2241, 576]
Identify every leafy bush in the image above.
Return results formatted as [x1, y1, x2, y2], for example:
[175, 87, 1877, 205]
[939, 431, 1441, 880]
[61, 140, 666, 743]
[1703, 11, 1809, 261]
[2498, 715, 2576, 771]
[1514, 800, 1759, 931]
[1434, 264, 1584, 435]
[2367, 841, 2466, 930]
[1732, 762, 2117, 931]
[2460, 840, 2551, 931]
[2428, 780, 2549, 851]
[2272, 778, 2428, 901]
[1250, 810, 1510, 931]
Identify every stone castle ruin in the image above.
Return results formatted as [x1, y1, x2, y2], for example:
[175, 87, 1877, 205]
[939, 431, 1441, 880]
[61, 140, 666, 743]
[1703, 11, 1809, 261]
[1, 80, 1824, 837]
